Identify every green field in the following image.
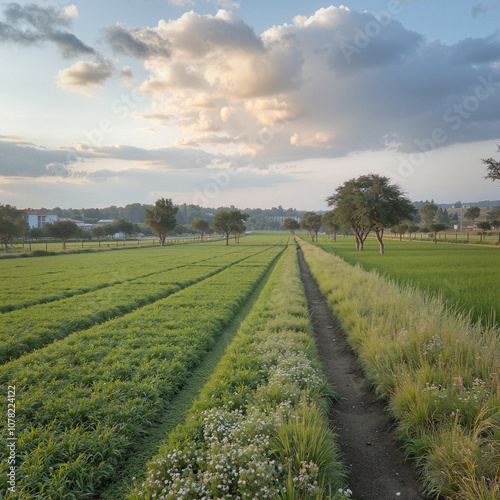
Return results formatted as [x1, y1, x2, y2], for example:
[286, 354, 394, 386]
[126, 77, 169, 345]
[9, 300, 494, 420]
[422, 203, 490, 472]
[315, 235, 500, 325]
[2, 233, 499, 499]
[0, 234, 348, 499]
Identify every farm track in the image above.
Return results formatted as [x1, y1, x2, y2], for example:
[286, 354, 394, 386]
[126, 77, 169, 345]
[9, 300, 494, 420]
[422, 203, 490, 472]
[297, 247, 426, 500]
[96, 249, 283, 500]
[0, 245, 279, 364]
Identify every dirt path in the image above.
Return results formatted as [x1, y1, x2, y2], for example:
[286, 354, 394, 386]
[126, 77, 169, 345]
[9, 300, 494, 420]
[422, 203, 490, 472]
[297, 248, 426, 500]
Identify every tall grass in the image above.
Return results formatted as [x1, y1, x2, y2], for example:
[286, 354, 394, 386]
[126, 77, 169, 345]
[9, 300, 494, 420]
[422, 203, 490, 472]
[299, 239, 500, 499]
[316, 236, 499, 326]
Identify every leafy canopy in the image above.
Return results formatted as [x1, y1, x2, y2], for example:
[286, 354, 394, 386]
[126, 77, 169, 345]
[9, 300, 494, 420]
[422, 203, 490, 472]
[326, 174, 416, 253]
[145, 198, 178, 246]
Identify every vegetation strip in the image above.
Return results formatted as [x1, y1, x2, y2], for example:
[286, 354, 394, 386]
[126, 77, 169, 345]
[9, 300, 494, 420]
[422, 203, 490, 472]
[98, 244, 284, 500]
[299, 239, 500, 499]
[0, 238, 285, 498]
[316, 235, 500, 326]
[0, 244, 243, 312]
[0, 244, 277, 363]
[130, 245, 349, 500]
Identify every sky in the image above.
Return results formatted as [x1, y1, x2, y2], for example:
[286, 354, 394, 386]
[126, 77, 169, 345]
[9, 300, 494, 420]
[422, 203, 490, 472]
[1, 0, 500, 211]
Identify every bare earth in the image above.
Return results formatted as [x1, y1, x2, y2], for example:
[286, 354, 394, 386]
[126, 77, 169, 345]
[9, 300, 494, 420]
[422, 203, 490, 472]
[297, 248, 427, 500]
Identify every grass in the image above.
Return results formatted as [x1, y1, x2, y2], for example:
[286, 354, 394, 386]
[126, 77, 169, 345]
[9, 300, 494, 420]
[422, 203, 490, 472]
[299, 239, 500, 499]
[315, 235, 499, 326]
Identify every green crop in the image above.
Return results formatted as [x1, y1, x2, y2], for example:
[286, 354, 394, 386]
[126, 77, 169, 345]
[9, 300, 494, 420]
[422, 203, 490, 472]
[132, 245, 347, 500]
[0, 235, 287, 498]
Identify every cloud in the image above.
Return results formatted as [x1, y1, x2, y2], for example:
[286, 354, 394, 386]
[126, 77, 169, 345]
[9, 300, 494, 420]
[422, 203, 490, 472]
[73, 143, 220, 170]
[56, 58, 115, 95]
[290, 131, 336, 149]
[0, 2, 95, 57]
[0, 137, 79, 177]
[105, 24, 171, 59]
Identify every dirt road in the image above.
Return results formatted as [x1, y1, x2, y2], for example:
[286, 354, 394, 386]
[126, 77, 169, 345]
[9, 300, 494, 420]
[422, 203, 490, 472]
[298, 248, 426, 500]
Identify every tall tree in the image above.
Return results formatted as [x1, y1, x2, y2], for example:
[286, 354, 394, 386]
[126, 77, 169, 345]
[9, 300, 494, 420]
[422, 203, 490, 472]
[212, 210, 249, 246]
[420, 203, 438, 225]
[191, 218, 210, 241]
[283, 217, 300, 235]
[145, 198, 178, 246]
[45, 220, 79, 250]
[0, 204, 27, 252]
[327, 174, 416, 254]
[464, 206, 481, 228]
[321, 211, 340, 242]
[300, 212, 322, 242]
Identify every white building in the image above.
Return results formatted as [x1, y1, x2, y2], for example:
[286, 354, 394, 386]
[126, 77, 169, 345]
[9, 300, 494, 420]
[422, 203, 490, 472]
[24, 209, 58, 228]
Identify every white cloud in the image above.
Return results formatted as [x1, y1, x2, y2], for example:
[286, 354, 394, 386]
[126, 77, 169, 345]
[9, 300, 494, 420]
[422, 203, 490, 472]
[105, 6, 498, 167]
[290, 131, 336, 149]
[56, 58, 115, 95]
[63, 5, 79, 19]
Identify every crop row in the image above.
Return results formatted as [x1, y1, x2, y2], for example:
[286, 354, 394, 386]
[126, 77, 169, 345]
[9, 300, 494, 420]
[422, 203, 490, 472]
[299, 239, 500, 499]
[131, 245, 348, 500]
[0, 243, 285, 498]
[0, 245, 245, 312]
[0, 243, 283, 364]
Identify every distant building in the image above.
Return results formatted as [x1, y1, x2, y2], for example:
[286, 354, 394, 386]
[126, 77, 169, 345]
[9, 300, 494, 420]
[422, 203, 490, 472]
[24, 209, 58, 228]
[269, 216, 301, 223]
[59, 218, 94, 230]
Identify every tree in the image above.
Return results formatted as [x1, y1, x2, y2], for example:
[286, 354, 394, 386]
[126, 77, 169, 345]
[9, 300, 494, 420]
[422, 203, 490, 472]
[0, 204, 27, 252]
[420, 203, 438, 225]
[283, 217, 300, 235]
[482, 143, 500, 182]
[90, 225, 106, 239]
[486, 206, 500, 221]
[326, 174, 417, 254]
[407, 224, 420, 240]
[28, 227, 45, 240]
[230, 220, 246, 243]
[441, 209, 450, 226]
[115, 218, 137, 238]
[300, 212, 322, 242]
[145, 198, 178, 246]
[174, 224, 186, 235]
[477, 221, 491, 237]
[45, 220, 79, 250]
[321, 211, 340, 242]
[191, 218, 210, 241]
[428, 222, 447, 243]
[464, 206, 481, 228]
[490, 219, 500, 230]
[212, 210, 249, 246]
[391, 223, 409, 242]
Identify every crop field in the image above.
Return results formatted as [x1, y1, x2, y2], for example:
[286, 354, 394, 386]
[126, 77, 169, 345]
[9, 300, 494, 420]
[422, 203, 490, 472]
[2, 234, 322, 498]
[2, 232, 499, 499]
[315, 235, 500, 325]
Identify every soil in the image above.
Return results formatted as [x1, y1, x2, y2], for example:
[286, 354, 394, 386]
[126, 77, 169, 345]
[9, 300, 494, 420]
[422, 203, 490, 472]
[297, 248, 427, 500]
